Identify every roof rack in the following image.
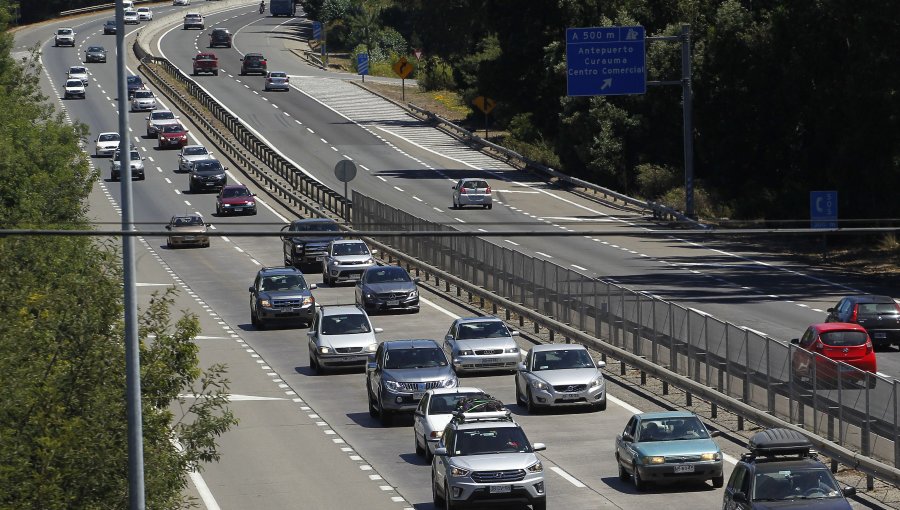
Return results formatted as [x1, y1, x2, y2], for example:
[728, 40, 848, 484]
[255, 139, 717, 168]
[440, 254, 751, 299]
[745, 428, 814, 460]
[450, 395, 512, 424]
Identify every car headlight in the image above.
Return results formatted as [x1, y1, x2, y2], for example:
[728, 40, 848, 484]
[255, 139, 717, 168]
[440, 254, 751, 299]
[530, 379, 550, 391]
[259, 299, 271, 307]
[641, 456, 665, 465]
[409, 290, 418, 298]
[442, 377, 457, 388]
[366, 343, 377, 352]
[429, 430, 444, 439]
[383, 379, 403, 391]
[301, 296, 313, 306]
[589, 375, 604, 388]
[458, 349, 473, 356]
[449, 466, 470, 477]
[527, 461, 543, 473]
[318, 346, 331, 354]
[364, 258, 374, 264]
[505, 347, 520, 353]
[247, 200, 255, 206]
[700, 452, 721, 461]
[365, 292, 374, 299]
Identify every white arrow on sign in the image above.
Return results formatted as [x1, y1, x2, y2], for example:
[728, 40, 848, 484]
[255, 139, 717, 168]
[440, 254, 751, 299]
[600, 78, 613, 90]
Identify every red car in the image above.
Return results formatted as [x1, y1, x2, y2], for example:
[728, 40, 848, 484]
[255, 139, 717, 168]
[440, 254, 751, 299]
[216, 185, 257, 215]
[158, 123, 189, 149]
[791, 322, 877, 387]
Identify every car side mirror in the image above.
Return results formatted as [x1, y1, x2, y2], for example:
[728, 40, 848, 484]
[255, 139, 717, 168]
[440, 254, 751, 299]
[309, 283, 317, 290]
[596, 360, 606, 369]
[307, 331, 314, 337]
[790, 338, 799, 344]
[371, 249, 378, 254]
[827, 307, 835, 312]
[621, 433, 633, 442]
[248, 286, 254, 293]
[433, 447, 447, 457]
[510, 330, 519, 337]
[445, 335, 453, 342]
[413, 277, 421, 283]
[709, 430, 721, 438]
[374, 327, 384, 334]
[224, 167, 229, 171]
[414, 409, 423, 417]
[532, 442, 546, 452]
[240, 58, 244, 61]
[517, 362, 526, 371]
[205, 223, 212, 227]
[732, 492, 747, 503]
[842, 487, 856, 497]
[146, 116, 150, 120]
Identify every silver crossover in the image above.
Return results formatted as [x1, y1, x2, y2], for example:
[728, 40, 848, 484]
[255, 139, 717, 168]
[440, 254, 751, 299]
[322, 239, 376, 286]
[443, 317, 521, 373]
[515, 344, 607, 412]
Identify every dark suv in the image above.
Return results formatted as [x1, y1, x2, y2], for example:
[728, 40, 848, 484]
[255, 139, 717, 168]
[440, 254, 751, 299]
[249, 267, 317, 329]
[723, 428, 855, 510]
[281, 218, 343, 268]
[240, 53, 267, 75]
[126, 75, 144, 99]
[825, 295, 900, 348]
[209, 28, 232, 48]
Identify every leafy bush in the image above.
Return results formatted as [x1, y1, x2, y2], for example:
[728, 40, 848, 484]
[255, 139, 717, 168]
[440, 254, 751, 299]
[635, 163, 679, 201]
[418, 56, 455, 91]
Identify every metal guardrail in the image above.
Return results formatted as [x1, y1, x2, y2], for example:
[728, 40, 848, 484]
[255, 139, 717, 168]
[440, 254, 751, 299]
[352, 192, 900, 488]
[405, 103, 704, 227]
[131, 11, 898, 489]
[59, 1, 152, 17]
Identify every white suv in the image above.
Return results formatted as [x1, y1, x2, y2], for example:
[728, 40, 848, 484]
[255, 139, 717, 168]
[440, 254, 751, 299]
[432, 398, 547, 510]
[54, 28, 75, 47]
[322, 239, 376, 286]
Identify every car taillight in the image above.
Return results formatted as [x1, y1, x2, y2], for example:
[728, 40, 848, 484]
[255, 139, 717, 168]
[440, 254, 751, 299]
[813, 339, 825, 351]
[285, 77, 289, 82]
[262, 60, 267, 66]
[849, 304, 858, 322]
[485, 186, 491, 194]
[460, 187, 468, 194]
[865, 339, 873, 354]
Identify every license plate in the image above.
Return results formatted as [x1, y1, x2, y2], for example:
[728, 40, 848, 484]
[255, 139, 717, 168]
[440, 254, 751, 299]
[560, 393, 580, 400]
[184, 236, 196, 241]
[387, 300, 399, 306]
[234, 207, 243, 212]
[874, 332, 886, 339]
[674, 464, 695, 473]
[204, 182, 215, 186]
[483, 358, 499, 364]
[489, 485, 512, 494]
[342, 356, 360, 361]
[413, 392, 424, 400]
[280, 307, 293, 312]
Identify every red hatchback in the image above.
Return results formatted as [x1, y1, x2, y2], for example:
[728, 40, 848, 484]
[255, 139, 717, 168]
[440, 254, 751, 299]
[216, 185, 257, 215]
[791, 322, 877, 387]
[158, 123, 189, 149]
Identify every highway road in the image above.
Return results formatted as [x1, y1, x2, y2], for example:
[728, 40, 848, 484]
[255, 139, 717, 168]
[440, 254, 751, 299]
[14, 2, 894, 509]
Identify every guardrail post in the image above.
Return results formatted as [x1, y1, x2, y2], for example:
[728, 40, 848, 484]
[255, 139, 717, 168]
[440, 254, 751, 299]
[766, 338, 775, 413]
[895, 380, 899, 468]
[669, 302, 677, 373]
[650, 299, 658, 364]
[864, 383, 873, 490]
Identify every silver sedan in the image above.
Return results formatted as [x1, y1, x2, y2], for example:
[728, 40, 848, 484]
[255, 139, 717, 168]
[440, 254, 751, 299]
[515, 344, 607, 412]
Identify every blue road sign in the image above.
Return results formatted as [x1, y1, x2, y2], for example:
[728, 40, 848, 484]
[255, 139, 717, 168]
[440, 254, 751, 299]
[357, 53, 369, 75]
[312, 21, 322, 40]
[810, 190, 838, 229]
[566, 26, 646, 96]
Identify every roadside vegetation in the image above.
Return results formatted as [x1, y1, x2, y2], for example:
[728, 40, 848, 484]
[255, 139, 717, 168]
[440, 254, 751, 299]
[0, 5, 238, 508]
[300, 0, 899, 225]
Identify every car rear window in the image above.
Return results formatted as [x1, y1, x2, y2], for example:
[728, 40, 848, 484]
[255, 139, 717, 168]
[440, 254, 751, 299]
[820, 330, 869, 346]
[291, 221, 338, 232]
[858, 303, 898, 315]
[462, 180, 488, 189]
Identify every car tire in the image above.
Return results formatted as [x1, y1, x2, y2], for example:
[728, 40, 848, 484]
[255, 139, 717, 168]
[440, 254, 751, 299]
[432, 473, 444, 506]
[310, 353, 321, 374]
[216, 204, 221, 216]
[712, 475, 724, 488]
[367, 385, 378, 418]
[444, 482, 455, 510]
[415, 433, 425, 457]
[251, 308, 259, 327]
[515, 379, 525, 406]
[595, 399, 607, 412]
[166, 239, 173, 248]
[256, 317, 266, 330]
[487, 204, 492, 210]
[379, 404, 392, 427]
[525, 387, 538, 414]
[531, 499, 546, 510]
[633, 466, 646, 491]
[617, 456, 629, 481]
[213, 71, 218, 76]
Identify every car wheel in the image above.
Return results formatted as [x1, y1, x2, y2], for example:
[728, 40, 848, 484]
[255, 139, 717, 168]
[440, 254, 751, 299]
[214, 71, 218, 76]
[617, 456, 629, 481]
[251, 308, 259, 327]
[515, 379, 525, 405]
[633, 465, 646, 491]
[595, 399, 607, 412]
[138, 174, 145, 181]
[531, 499, 546, 510]
[216, 204, 221, 215]
[367, 386, 378, 418]
[487, 204, 492, 210]
[712, 475, 724, 488]
[379, 406, 393, 427]
[166, 239, 172, 248]
[444, 482, 455, 510]
[256, 317, 266, 330]
[525, 388, 538, 414]
[310, 353, 320, 374]
[432, 473, 444, 506]
[415, 433, 425, 457]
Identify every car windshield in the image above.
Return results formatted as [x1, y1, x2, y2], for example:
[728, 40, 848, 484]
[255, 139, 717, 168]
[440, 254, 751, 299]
[820, 330, 868, 346]
[752, 468, 842, 501]
[453, 427, 532, 456]
[532, 349, 593, 371]
[138, 8, 149, 12]
[172, 216, 203, 227]
[127, 76, 142, 85]
[384, 348, 446, 369]
[193, 161, 222, 173]
[153, 112, 175, 120]
[321, 314, 371, 335]
[106, 21, 114, 25]
[364, 268, 410, 284]
[428, 393, 483, 415]
[87, 47, 103, 52]
[457, 321, 509, 340]
[223, 187, 250, 198]
[636, 417, 710, 442]
[66, 80, 83, 87]
[183, 147, 208, 156]
[290, 221, 338, 233]
[58, 29, 73, 34]
[98, 133, 119, 142]
[161, 125, 184, 133]
[116, 150, 140, 160]
[332, 243, 368, 256]
[260, 275, 306, 292]
[69, 67, 86, 74]
[134, 90, 153, 99]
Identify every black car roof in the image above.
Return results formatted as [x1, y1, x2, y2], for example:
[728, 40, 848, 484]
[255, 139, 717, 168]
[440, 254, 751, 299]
[292, 218, 337, 225]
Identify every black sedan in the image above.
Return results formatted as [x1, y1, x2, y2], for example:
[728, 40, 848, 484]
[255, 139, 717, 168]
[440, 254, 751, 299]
[85, 46, 107, 63]
[188, 158, 227, 193]
[826, 294, 900, 348]
[103, 20, 116, 35]
[355, 265, 419, 313]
